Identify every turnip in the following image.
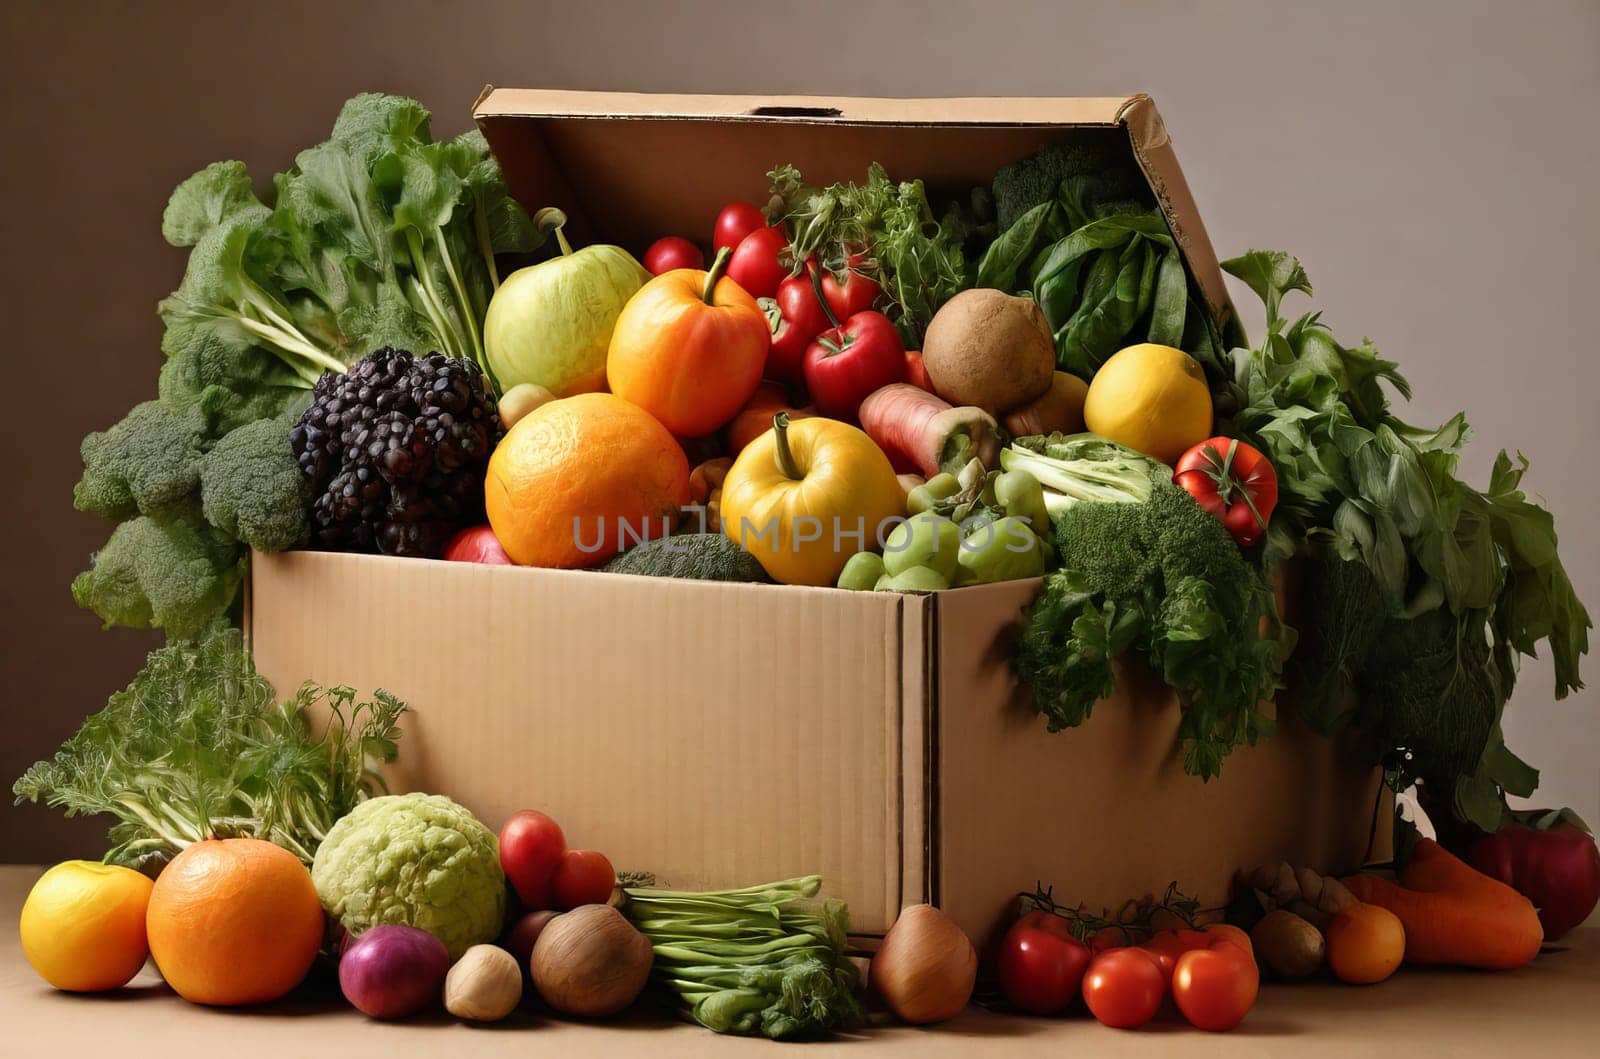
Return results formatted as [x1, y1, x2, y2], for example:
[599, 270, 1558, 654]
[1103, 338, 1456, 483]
[859, 383, 1000, 478]
[339, 924, 451, 1020]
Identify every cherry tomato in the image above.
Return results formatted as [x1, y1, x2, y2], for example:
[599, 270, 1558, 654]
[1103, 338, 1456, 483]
[1173, 437, 1279, 547]
[1083, 947, 1166, 1029]
[996, 911, 1092, 1016]
[499, 810, 566, 910]
[726, 225, 789, 299]
[551, 849, 617, 909]
[1171, 940, 1258, 1032]
[713, 202, 767, 253]
[642, 236, 704, 275]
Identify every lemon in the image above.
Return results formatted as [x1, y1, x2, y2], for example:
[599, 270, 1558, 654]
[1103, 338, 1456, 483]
[20, 860, 153, 992]
[1083, 343, 1213, 464]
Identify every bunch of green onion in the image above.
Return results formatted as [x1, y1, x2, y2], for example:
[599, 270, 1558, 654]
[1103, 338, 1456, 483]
[621, 875, 862, 1040]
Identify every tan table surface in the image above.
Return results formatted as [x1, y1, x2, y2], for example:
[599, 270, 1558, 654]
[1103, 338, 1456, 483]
[4, 865, 1597, 1057]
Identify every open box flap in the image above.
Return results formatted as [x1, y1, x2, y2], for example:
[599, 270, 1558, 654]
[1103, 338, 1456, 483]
[473, 88, 1234, 329]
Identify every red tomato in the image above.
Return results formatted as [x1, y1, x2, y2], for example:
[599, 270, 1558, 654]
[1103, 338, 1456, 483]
[1171, 940, 1258, 1032]
[642, 236, 704, 275]
[442, 525, 513, 564]
[726, 225, 789, 299]
[1138, 927, 1210, 981]
[821, 258, 881, 319]
[996, 911, 1092, 1016]
[713, 202, 767, 253]
[499, 810, 567, 910]
[1083, 947, 1166, 1029]
[1173, 437, 1279, 547]
[551, 849, 617, 909]
[802, 310, 908, 421]
[763, 270, 832, 388]
[904, 349, 932, 392]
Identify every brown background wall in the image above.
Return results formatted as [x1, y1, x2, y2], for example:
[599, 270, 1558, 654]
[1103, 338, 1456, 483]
[2, 0, 1596, 863]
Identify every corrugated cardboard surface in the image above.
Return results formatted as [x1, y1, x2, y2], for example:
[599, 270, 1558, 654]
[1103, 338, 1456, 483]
[249, 551, 918, 932]
[472, 89, 1233, 328]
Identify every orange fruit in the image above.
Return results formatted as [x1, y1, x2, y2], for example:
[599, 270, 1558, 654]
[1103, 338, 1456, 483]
[485, 392, 691, 568]
[1326, 902, 1405, 984]
[146, 838, 324, 1006]
[20, 860, 153, 992]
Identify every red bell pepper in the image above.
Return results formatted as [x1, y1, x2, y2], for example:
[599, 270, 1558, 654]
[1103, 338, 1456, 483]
[1468, 821, 1600, 940]
[1173, 437, 1279, 547]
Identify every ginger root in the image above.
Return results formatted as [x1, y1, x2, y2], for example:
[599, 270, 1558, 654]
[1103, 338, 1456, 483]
[1241, 861, 1357, 929]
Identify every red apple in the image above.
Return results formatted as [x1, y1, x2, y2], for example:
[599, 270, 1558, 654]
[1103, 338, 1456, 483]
[443, 525, 513, 564]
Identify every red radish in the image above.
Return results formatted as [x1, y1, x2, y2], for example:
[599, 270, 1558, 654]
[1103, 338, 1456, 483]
[642, 236, 704, 275]
[859, 383, 1000, 478]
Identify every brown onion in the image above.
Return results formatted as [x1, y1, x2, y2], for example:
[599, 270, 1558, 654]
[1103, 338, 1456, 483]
[531, 904, 652, 1017]
[870, 904, 976, 1024]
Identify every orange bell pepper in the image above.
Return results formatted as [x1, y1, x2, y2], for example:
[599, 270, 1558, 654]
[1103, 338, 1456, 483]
[607, 247, 770, 438]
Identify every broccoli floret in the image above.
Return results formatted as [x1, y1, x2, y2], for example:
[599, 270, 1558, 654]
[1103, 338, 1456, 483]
[200, 413, 310, 552]
[71, 511, 244, 639]
[1019, 473, 1283, 779]
[992, 139, 1147, 231]
[74, 401, 211, 523]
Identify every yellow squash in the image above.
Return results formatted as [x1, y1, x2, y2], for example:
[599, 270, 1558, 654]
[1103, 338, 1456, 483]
[721, 414, 904, 586]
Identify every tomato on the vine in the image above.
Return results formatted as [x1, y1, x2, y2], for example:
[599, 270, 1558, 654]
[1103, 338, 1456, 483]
[1082, 947, 1166, 1029]
[996, 911, 1092, 1016]
[1173, 436, 1279, 546]
[1171, 940, 1258, 1032]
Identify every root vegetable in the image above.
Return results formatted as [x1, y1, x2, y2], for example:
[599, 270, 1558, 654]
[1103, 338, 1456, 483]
[531, 905, 653, 1017]
[503, 910, 558, 977]
[1002, 372, 1088, 437]
[1250, 909, 1324, 979]
[859, 383, 1000, 478]
[1342, 839, 1543, 970]
[445, 944, 523, 1021]
[921, 289, 1054, 413]
[870, 905, 976, 1024]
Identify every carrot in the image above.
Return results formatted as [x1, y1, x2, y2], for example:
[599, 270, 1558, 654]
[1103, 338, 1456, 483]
[1341, 839, 1543, 970]
[858, 383, 1000, 478]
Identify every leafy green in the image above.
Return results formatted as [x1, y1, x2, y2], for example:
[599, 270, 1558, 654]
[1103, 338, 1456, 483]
[766, 163, 965, 345]
[1016, 466, 1286, 779]
[13, 628, 406, 867]
[622, 876, 862, 1041]
[1220, 250, 1590, 831]
[76, 92, 537, 637]
[973, 140, 1221, 380]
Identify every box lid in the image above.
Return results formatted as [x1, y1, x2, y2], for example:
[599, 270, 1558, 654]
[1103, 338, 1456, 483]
[472, 89, 1234, 328]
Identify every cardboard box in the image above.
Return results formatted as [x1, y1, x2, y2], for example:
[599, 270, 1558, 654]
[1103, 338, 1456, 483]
[248, 91, 1385, 943]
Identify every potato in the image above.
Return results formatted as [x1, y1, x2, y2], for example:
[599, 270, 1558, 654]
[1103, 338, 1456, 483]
[922, 290, 1054, 414]
[1251, 908, 1325, 979]
[1002, 371, 1088, 437]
